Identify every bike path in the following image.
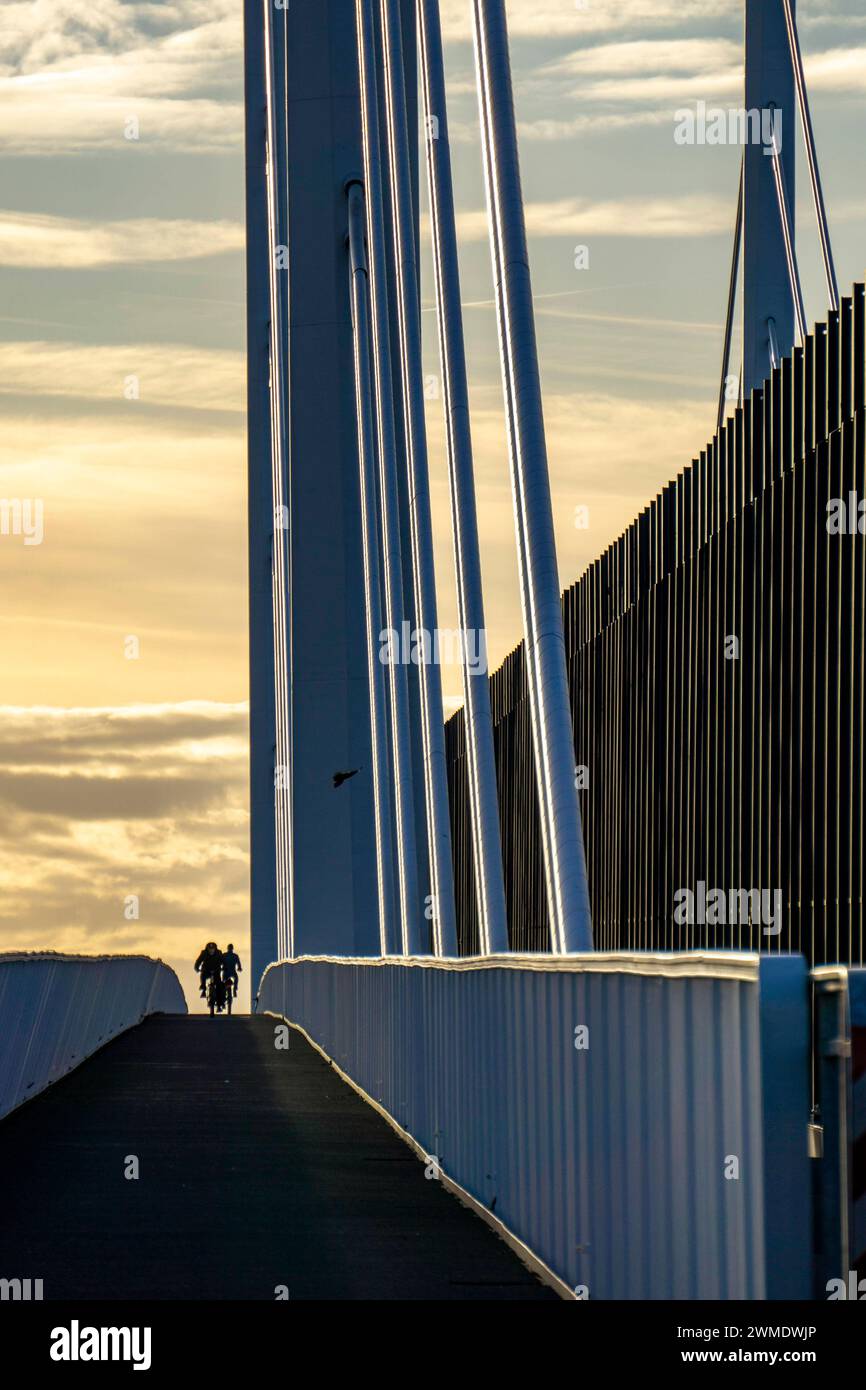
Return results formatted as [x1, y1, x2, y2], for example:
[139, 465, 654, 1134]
[0, 1014, 556, 1300]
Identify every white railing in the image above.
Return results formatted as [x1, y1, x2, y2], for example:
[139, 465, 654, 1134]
[259, 951, 813, 1300]
[0, 953, 186, 1120]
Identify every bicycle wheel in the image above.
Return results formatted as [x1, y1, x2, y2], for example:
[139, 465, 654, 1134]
[225, 987, 233, 1016]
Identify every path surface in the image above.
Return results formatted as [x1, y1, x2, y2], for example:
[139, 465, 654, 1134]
[0, 1015, 555, 1300]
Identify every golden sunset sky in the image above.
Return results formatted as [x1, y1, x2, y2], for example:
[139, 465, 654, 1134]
[2, 0, 864, 1009]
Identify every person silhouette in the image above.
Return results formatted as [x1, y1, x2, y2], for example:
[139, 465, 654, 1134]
[194, 942, 223, 999]
[222, 943, 242, 998]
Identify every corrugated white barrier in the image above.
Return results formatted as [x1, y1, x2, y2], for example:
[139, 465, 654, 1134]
[849, 969, 866, 1273]
[258, 952, 813, 1300]
[0, 953, 186, 1121]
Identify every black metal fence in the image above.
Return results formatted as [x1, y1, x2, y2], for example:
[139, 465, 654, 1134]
[446, 283, 865, 965]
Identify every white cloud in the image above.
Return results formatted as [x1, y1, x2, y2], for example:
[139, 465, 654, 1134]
[0, 1, 239, 73]
[542, 32, 866, 103]
[543, 39, 742, 107]
[805, 45, 866, 93]
[439, 0, 739, 41]
[574, 68, 741, 105]
[447, 108, 675, 143]
[0, 1, 242, 153]
[0, 89, 242, 154]
[545, 38, 741, 80]
[0, 211, 244, 267]
[439, 193, 731, 243]
[0, 340, 245, 412]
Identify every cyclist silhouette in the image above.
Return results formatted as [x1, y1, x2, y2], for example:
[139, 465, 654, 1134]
[222, 944, 242, 998]
[194, 942, 223, 999]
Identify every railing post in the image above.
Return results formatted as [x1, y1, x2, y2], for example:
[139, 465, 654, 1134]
[812, 968, 853, 1298]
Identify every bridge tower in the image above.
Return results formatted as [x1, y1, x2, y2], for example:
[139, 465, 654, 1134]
[245, 0, 421, 985]
[245, 0, 594, 989]
[743, 0, 796, 396]
[721, 0, 838, 413]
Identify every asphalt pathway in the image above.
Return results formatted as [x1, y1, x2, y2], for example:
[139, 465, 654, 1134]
[0, 1015, 556, 1300]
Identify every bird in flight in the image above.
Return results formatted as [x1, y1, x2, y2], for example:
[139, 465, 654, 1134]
[332, 768, 361, 789]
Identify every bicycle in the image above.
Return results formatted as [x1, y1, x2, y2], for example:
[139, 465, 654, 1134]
[206, 974, 227, 1016]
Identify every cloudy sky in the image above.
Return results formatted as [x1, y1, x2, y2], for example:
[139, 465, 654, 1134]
[1, 0, 864, 1006]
